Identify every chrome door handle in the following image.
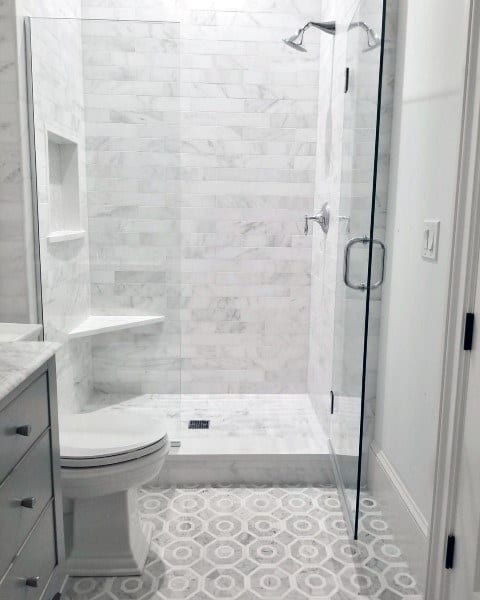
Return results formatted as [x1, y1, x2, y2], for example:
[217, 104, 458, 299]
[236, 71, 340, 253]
[343, 236, 385, 291]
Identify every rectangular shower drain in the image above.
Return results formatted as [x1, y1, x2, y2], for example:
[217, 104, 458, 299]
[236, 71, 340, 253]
[188, 420, 210, 429]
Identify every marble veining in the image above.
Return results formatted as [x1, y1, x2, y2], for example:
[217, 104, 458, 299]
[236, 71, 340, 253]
[0, 341, 58, 400]
[63, 485, 421, 600]
[83, 393, 329, 456]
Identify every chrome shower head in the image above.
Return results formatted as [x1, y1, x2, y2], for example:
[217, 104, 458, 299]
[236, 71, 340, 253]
[283, 27, 306, 51]
[283, 38, 308, 52]
[349, 21, 382, 50]
[283, 21, 336, 52]
[366, 27, 382, 49]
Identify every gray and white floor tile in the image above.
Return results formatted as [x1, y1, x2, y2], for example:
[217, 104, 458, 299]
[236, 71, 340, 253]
[63, 486, 422, 600]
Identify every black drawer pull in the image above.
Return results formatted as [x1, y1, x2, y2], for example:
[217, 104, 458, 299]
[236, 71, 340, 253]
[16, 425, 32, 437]
[20, 497, 37, 509]
[25, 576, 40, 588]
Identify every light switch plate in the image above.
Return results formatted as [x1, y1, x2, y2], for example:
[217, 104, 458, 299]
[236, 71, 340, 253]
[422, 220, 440, 261]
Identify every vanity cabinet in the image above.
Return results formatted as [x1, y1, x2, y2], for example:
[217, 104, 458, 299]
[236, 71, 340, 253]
[0, 356, 65, 600]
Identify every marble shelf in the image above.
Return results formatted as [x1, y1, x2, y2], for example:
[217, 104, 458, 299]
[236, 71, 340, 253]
[0, 323, 43, 342]
[68, 315, 165, 339]
[47, 229, 86, 243]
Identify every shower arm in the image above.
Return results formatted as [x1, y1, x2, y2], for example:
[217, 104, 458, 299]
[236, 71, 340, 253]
[295, 21, 337, 45]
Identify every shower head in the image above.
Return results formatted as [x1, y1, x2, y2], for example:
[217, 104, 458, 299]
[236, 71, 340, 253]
[282, 21, 336, 52]
[283, 19, 381, 52]
[349, 21, 382, 50]
[283, 37, 307, 52]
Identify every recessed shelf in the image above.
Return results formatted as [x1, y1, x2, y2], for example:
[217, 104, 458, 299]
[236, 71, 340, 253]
[47, 229, 86, 244]
[68, 315, 165, 339]
[47, 128, 82, 239]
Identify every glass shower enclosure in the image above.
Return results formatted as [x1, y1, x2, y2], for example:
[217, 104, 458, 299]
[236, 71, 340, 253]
[330, 0, 389, 536]
[25, 3, 393, 540]
[26, 17, 183, 443]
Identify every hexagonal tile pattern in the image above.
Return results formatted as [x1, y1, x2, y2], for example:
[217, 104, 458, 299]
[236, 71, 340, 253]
[63, 487, 421, 600]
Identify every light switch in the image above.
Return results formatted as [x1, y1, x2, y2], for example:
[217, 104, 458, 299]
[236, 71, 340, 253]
[422, 220, 440, 260]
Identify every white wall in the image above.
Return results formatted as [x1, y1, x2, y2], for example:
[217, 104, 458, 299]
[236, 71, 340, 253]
[373, 0, 471, 523]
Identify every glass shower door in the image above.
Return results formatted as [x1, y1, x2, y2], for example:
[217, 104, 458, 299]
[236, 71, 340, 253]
[27, 17, 182, 444]
[329, 0, 388, 537]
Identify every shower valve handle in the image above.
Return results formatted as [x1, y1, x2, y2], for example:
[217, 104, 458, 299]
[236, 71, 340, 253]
[304, 203, 330, 235]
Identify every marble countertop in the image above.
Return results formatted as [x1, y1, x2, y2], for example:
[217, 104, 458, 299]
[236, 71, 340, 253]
[0, 323, 43, 342]
[0, 342, 59, 400]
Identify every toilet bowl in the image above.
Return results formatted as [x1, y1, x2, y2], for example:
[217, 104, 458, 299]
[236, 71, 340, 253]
[59, 408, 169, 576]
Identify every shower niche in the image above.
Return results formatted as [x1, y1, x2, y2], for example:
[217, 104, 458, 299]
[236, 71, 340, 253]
[46, 128, 85, 243]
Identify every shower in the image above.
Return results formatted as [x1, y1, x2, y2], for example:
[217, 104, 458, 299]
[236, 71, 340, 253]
[283, 21, 336, 52]
[283, 20, 381, 52]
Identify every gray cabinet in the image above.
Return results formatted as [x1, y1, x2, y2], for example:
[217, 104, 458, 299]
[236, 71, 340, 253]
[0, 358, 65, 600]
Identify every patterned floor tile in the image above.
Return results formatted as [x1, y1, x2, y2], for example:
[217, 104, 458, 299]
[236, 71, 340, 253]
[63, 486, 421, 600]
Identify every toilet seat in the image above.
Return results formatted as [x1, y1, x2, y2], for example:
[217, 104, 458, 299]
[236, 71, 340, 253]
[60, 409, 169, 468]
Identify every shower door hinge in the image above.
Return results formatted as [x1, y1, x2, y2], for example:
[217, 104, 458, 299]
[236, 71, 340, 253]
[464, 312, 475, 350]
[445, 534, 456, 569]
[344, 67, 350, 93]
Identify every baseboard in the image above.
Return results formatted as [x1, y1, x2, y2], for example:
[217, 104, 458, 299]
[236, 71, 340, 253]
[155, 453, 335, 486]
[368, 442, 429, 593]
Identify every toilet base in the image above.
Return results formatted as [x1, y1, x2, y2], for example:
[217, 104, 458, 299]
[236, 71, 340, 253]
[65, 488, 153, 576]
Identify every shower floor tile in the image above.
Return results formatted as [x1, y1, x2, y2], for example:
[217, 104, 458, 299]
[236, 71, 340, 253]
[85, 393, 329, 455]
[63, 486, 421, 600]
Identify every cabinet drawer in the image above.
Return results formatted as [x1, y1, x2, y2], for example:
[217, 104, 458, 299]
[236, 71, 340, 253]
[0, 432, 53, 578]
[0, 375, 49, 483]
[0, 504, 56, 600]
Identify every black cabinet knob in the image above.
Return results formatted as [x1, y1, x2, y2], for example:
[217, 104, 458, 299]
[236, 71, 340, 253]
[20, 497, 37, 509]
[25, 576, 40, 588]
[16, 425, 32, 437]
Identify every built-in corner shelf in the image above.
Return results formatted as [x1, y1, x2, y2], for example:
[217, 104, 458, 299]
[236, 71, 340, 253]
[68, 315, 165, 339]
[47, 229, 86, 244]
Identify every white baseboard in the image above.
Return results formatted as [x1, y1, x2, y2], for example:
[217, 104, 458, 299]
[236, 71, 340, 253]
[368, 442, 429, 593]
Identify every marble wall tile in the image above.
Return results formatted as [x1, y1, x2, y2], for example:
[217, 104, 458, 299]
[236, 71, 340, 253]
[0, 1, 32, 322]
[29, 15, 93, 414]
[83, 19, 182, 396]
[81, 0, 320, 394]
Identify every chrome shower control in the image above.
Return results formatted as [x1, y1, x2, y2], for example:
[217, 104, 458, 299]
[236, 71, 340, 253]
[304, 203, 330, 235]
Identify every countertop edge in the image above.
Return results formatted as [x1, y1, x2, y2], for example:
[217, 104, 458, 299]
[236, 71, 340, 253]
[0, 342, 60, 401]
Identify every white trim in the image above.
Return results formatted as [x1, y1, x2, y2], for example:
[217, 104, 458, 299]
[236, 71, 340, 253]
[370, 442, 428, 536]
[426, 0, 480, 598]
[369, 443, 429, 592]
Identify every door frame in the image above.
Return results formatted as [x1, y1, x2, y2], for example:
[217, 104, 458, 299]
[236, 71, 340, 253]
[426, 0, 480, 597]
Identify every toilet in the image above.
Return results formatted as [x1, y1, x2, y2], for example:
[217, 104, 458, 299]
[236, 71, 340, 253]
[59, 408, 169, 576]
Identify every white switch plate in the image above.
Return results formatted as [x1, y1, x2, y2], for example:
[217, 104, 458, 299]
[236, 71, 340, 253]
[422, 220, 440, 260]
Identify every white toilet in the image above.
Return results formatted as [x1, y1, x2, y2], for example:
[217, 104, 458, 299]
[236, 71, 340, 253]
[59, 408, 169, 576]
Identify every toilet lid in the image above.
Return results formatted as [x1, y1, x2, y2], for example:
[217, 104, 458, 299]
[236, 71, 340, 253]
[59, 409, 168, 460]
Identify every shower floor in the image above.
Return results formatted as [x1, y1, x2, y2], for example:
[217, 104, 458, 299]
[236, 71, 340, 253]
[85, 393, 327, 454]
[84, 393, 334, 485]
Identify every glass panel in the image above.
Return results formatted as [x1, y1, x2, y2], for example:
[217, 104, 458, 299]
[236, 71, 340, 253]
[359, 0, 398, 531]
[27, 17, 181, 443]
[330, 0, 387, 534]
